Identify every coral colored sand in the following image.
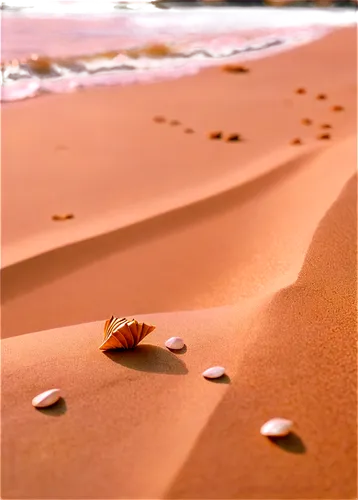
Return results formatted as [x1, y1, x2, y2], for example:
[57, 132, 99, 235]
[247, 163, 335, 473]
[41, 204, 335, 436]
[1, 28, 357, 499]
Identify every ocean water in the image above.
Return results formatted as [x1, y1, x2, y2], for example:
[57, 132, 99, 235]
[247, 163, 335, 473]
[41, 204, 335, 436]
[1, 1, 356, 102]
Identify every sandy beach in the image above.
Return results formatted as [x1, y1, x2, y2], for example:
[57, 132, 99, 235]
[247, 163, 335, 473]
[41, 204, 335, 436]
[1, 27, 357, 499]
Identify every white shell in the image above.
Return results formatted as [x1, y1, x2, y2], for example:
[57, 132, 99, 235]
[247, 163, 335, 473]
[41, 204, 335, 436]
[260, 418, 293, 437]
[165, 336, 185, 350]
[202, 366, 226, 379]
[32, 389, 62, 408]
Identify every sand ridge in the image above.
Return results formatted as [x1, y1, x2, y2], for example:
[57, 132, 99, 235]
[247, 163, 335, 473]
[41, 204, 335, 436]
[2, 29, 356, 268]
[1, 27, 357, 499]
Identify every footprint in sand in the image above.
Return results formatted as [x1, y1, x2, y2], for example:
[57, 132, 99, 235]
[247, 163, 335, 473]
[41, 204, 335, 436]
[331, 105, 344, 112]
[154, 115, 194, 134]
[290, 138, 303, 146]
[295, 87, 307, 95]
[321, 123, 332, 129]
[316, 93, 327, 100]
[222, 64, 250, 74]
[208, 131, 223, 140]
[153, 116, 166, 123]
[317, 133, 331, 141]
[225, 133, 242, 143]
[301, 118, 313, 126]
[52, 214, 74, 221]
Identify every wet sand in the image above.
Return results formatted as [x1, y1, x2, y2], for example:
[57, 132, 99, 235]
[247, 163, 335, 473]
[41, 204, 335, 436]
[1, 27, 357, 499]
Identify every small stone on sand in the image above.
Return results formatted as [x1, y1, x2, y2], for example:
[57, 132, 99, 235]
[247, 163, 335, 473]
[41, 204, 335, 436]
[260, 418, 293, 437]
[165, 337, 185, 350]
[32, 389, 62, 408]
[202, 366, 226, 379]
[208, 131, 223, 140]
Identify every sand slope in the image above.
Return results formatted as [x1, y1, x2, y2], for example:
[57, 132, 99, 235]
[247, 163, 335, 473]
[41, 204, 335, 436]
[2, 28, 357, 338]
[166, 171, 357, 500]
[2, 135, 356, 499]
[1, 28, 357, 499]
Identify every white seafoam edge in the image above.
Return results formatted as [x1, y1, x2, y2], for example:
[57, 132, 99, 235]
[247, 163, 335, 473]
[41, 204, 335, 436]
[0, 25, 343, 103]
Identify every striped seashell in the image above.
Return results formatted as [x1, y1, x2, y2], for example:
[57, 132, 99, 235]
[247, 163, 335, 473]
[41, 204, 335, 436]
[260, 418, 293, 437]
[32, 389, 62, 408]
[99, 316, 156, 351]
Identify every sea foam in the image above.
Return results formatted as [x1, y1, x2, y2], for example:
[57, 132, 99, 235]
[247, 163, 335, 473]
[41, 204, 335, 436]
[1, 4, 356, 102]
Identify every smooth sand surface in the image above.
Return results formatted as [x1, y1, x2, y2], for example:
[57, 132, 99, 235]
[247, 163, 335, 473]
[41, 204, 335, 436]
[1, 28, 357, 499]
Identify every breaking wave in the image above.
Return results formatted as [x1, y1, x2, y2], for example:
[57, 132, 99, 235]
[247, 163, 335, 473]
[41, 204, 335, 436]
[1, 4, 356, 102]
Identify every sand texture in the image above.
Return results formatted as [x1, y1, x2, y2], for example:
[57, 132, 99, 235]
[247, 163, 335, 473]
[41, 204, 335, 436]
[1, 28, 357, 499]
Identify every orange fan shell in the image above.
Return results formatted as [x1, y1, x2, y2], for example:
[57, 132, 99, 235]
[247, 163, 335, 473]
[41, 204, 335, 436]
[99, 316, 156, 351]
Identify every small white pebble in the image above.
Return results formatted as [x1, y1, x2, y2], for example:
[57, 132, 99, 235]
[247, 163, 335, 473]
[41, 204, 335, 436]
[260, 418, 293, 437]
[165, 336, 185, 350]
[32, 389, 62, 408]
[202, 366, 226, 379]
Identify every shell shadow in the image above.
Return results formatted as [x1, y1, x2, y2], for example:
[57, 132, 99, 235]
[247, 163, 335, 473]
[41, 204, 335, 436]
[206, 374, 231, 385]
[35, 397, 67, 417]
[167, 344, 187, 355]
[268, 432, 306, 454]
[104, 344, 188, 375]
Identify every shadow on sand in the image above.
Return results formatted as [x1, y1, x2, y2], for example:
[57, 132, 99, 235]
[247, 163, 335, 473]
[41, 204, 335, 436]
[104, 344, 188, 375]
[205, 374, 231, 385]
[164, 174, 357, 499]
[2, 150, 314, 338]
[268, 432, 306, 454]
[35, 397, 67, 417]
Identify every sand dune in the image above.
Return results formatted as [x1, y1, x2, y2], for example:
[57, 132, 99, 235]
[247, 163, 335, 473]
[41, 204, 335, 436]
[2, 162, 356, 498]
[1, 27, 357, 499]
[2, 28, 357, 339]
[2, 29, 356, 269]
[165, 172, 357, 499]
[2, 137, 355, 339]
